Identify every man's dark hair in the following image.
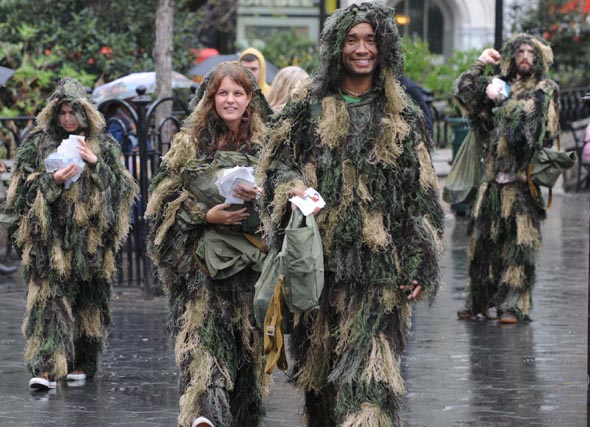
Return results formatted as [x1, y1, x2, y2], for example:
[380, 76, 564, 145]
[240, 54, 259, 63]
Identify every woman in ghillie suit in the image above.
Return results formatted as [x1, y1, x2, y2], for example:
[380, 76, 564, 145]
[146, 62, 272, 427]
[257, 2, 444, 425]
[6, 77, 138, 390]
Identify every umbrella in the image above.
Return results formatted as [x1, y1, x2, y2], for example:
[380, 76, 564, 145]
[92, 71, 194, 104]
[188, 54, 278, 84]
[0, 66, 15, 87]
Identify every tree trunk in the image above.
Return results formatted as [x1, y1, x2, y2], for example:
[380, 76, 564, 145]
[154, 0, 175, 151]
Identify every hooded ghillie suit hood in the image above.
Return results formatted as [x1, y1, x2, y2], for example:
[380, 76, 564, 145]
[239, 47, 272, 95]
[257, 2, 443, 425]
[500, 33, 554, 82]
[37, 77, 105, 141]
[146, 62, 271, 427]
[311, 1, 403, 99]
[6, 77, 138, 381]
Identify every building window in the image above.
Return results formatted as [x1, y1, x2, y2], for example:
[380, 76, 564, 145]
[394, 0, 444, 55]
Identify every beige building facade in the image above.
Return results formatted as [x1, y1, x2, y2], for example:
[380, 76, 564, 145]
[237, 0, 519, 59]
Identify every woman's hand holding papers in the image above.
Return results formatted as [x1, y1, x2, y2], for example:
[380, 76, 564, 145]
[53, 163, 80, 185]
[77, 137, 97, 165]
[206, 203, 249, 225]
[233, 183, 259, 202]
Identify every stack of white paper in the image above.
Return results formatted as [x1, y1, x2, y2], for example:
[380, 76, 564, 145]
[289, 188, 326, 216]
[44, 135, 86, 189]
[215, 166, 256, 204]
[492, 77, 511, 98]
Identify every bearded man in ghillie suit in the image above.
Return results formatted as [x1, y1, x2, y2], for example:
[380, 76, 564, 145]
[146, 62, 272, 427]
[257, 2, 444, 425]
[452, 34, 560, 324]
[6, 77, 138, 390]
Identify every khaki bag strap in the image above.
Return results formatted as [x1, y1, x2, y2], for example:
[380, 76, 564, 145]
[192, 249, 211, 277]
[243, 233, 268, 253]
[263, 275, 288, 375]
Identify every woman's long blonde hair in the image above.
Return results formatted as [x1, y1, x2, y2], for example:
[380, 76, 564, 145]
[266, 66, 309, 111]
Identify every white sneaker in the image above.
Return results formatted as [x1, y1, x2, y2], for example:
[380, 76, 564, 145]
[192, 416, 214, 427]
[29, 377, 57, 390]
[66, 379, 86, 387]
[66, 372, 87, 381]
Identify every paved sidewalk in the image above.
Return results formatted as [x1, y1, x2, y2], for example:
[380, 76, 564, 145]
[0, 192, 587, 426]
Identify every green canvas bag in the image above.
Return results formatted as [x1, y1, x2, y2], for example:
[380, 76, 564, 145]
[254, 209, 324, 324]
[530, 147, 576, 188]
[253, 209, 325, 373]
[528, 136, 576, 209]
[442, 130, 483, 204]
[194, 228, 267, 280]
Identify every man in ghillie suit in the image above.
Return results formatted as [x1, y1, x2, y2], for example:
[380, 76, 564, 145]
[6, 77, 138, 390]
[146, 63, 272, 427]
[257, 2, 444, 425]
[452, 34, 560, 323]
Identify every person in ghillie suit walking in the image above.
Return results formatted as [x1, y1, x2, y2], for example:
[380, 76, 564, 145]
[146, 62, 272, 427]
[6, 77, 138, 390]
[453, 34, 560, 323]
[257, 2, 444, 425]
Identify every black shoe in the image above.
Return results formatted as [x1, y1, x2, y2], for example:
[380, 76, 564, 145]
[0, 263, 17, 275]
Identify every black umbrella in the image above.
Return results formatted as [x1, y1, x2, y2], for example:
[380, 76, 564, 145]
[188, 54, 278, 84]
[0, 66, 15, 87]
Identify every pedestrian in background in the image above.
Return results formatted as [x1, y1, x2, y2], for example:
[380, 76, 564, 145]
[266, 65, 309, 111]
[239, 47, 272, 96]
[104, 104, 137, 154]
[6, 77, 138, 390]
[453, 34, 560, 323]
[146, 62, 272, 427]
[257, 2, 444, 425]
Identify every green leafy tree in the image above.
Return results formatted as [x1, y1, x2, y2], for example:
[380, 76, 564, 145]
[0, 0, 205, 115]
[402, 38, 479, 102]
[259, 29, 319, 75]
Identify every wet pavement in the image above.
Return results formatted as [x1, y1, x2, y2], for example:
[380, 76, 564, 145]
[0, 192, 587, 426]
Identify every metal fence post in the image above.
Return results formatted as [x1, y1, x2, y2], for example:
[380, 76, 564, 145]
[132, 86, 153, 299]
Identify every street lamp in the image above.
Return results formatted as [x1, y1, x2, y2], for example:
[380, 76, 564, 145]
[583, 91, 590, 388]
[495, 0, 503, 51]
[395, 13, 411, 26]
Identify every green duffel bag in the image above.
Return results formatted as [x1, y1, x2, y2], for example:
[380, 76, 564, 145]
[530, 147, 576, 188]
[194, 228, 267, 280]
[254, 209, 325, 374]
[253, 210, 324, 326]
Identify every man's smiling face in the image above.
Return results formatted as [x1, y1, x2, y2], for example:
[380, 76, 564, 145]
[341, 23, 378, 78]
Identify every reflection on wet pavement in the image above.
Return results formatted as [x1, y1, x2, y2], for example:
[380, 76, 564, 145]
[0, 194, 587, 426]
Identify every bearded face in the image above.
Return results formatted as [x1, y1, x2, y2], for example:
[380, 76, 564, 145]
[515, 43, 535, 78]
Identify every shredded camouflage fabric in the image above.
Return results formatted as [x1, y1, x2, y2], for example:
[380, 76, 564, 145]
[257, 2, 444, 425]
[6, 77, 138, 380]
[452, 33, 560, 320]
[146, 62, 271, 427]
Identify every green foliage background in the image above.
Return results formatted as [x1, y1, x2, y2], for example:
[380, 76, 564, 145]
[510, 0, 590, 88]
[0, 0, 202, 115]
[0, 0, 587, 116]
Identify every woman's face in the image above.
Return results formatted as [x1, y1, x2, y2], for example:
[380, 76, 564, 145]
[214, 76, 252, 132]
[58, 103, 80, 134]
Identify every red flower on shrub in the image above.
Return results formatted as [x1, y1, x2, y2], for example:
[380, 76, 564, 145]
[99, 46, 114, 59]
[88, 57, 95, 65]
[45, 49, 51, 56]
[543, 31, 551, 40]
